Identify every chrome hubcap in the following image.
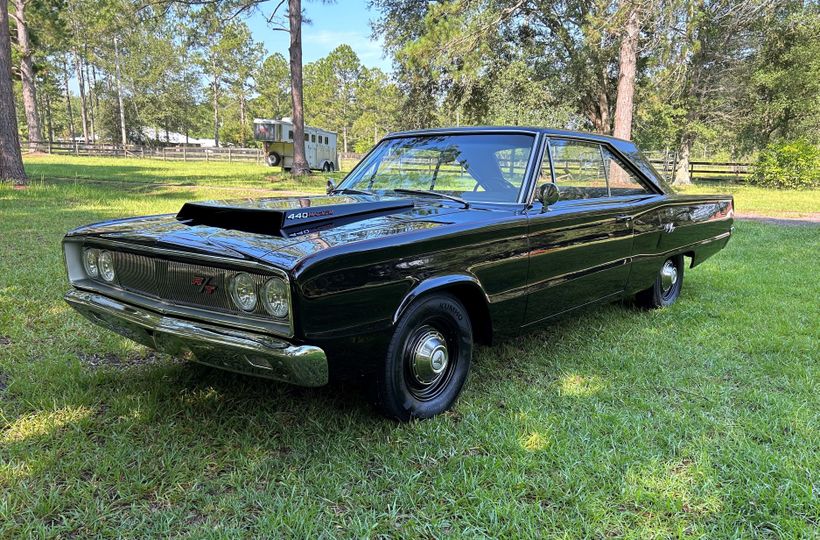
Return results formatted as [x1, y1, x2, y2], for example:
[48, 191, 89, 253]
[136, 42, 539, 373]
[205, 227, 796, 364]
[660, 260, 678, 292]
[411, 327, 449, 385]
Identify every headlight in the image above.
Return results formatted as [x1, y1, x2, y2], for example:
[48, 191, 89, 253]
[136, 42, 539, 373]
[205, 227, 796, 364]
[230, 272, 257, 311]
[83, 248, 100, 278]
[262, 277, 289, 318]
[98, 251, 116, 282]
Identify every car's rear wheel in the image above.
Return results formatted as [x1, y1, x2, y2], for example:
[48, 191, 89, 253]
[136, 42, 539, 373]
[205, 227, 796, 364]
[636, 254, 684, 309]
[374, 293, 472, 421]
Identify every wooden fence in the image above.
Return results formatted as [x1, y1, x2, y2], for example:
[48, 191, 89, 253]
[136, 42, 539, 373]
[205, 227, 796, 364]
[22, 142, 753, 182]
[645, 152, 752, 182]
[339, 151, 753, 183]
[21, 141, 268, 164]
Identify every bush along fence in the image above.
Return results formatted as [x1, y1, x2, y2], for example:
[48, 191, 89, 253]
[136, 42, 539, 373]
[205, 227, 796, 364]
[21, 142, 753, 182]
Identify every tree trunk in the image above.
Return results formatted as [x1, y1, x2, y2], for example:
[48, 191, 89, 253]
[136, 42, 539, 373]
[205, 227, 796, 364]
[343, 125, 348, 153]
[85, 50, 95, 143]
[63, 56, 75, 142]
[288, 0, 310, 175]
[44, 89, 53, 143]
[585, 88, 611, 134]
[73, 51, 89, 143]
[12, 0, 42, 150]
[673, 131, 694, 185]
[612, 2, 639, 141]
[113, 37, 127, 145]
[212, 74, 219, 147]
[0, 0, 26, 184]
[239, 91, 246, 146]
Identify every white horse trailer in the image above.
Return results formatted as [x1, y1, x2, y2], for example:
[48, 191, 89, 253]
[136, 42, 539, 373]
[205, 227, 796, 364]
[253, 118, 338, 172]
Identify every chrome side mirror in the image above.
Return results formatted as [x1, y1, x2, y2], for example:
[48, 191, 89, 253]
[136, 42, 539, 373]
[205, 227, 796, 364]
[326, 178, 336, 195]
[537, 182, 560, 208]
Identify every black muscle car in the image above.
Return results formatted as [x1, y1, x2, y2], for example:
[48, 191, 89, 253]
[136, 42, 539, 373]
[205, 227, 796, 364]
[63, 127, 734, 420]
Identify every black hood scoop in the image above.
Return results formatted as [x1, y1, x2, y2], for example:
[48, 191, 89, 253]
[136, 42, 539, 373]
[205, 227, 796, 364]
[176, 195, 414, 236]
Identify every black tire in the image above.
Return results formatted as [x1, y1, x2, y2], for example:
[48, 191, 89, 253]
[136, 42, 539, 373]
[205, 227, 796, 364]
[374, 293, 473, 421]
[266, 152, 281, 167]
[636, 254, 684, 309]
[322, 162, 331, 172]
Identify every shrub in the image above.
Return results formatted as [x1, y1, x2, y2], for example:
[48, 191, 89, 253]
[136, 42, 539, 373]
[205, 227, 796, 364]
[751, 140, 820, 189]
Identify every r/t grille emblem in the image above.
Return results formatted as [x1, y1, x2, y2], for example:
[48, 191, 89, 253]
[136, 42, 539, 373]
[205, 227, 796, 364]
[191, 276, 218, 295]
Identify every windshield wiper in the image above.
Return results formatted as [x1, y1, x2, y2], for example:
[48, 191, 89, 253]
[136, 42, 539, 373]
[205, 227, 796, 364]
[392, 188, 470, 208]
[330, 187, 375, 196]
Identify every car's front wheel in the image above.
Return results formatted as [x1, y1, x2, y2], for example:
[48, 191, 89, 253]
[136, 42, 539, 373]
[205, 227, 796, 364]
[374, 293, 473, 421]
[636, 254, 684, 309]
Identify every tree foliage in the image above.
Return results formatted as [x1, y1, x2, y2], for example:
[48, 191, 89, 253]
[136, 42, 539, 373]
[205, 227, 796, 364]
[0, 0, 817, 172]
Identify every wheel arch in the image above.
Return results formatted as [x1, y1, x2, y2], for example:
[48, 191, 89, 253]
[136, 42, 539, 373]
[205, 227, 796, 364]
[393, 274, 493, 346]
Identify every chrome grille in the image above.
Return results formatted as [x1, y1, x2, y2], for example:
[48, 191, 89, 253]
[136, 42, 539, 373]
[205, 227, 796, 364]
[110, 251, 272, 317]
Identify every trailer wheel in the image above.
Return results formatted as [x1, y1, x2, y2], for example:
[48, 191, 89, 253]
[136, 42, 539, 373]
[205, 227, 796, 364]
[266, 152, 282, 167]
[322, 162, 332, 172]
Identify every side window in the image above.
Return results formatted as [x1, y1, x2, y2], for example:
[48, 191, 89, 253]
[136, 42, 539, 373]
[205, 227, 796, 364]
[311, 134, 316, 143]
[550, 139, 650, 200]
[325, 136, 329, 144]
[550, 140, 608, 200]
[288, 130, 293, 140]
[304, 134, 309, 142]
[600, 147, 649, 196]
[536, 145, 553, 187]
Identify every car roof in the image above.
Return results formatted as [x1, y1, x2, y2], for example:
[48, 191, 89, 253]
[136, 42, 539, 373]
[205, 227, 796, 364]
[385, 126, 632, 146]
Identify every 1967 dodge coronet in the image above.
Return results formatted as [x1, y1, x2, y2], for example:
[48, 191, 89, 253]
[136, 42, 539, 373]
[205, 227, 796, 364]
[64, 127, 733, 420]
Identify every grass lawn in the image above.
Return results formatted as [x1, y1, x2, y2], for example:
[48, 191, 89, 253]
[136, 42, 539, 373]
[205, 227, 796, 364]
[22, 154, 330, 193]
[674, 182, 819, 218]
[1, 175, 818, 537]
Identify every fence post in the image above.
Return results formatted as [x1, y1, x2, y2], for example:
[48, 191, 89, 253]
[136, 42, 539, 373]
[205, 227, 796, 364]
[228, 147, 232, 162]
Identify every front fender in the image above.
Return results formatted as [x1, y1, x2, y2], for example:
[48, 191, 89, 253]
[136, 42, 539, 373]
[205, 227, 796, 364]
[392, 273, 489, 324]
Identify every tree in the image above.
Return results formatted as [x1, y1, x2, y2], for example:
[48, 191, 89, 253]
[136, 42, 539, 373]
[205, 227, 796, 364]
[10, 0, 43, 149]
[287, 0, 309, 174]
[0, 0, 27, 184]
[350, 66, 399, 151]
[670, 0, 775, 185]
[255, 52, 290, 120]
[326, 44, 360, 152]
[223, 24, 264, 146]
[612, 0, 640, 140]
[735, 1, 820, 150]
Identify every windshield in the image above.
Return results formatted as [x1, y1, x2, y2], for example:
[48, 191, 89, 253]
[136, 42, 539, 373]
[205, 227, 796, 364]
[340, 133, 536, 203]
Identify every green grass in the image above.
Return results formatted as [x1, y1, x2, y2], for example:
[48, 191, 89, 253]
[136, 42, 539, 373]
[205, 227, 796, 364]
[675, 182, 819, 218]
[24, 154, 819, 219]
[1, 180, 818, 537]
[23, 154, 329, 193]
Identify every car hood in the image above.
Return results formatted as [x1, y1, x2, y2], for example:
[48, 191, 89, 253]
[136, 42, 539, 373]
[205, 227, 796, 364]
[68, 194, 471, 270]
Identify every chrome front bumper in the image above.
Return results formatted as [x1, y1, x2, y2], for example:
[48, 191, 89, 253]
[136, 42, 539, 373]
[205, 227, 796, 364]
[64, 289, 328, 387]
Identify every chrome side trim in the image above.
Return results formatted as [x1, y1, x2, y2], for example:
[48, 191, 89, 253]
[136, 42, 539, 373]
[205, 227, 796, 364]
[64, 289, 327, 387]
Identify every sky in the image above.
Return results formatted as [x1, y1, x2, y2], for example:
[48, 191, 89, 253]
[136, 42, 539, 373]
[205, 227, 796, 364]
[246, 1, 392, 72]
